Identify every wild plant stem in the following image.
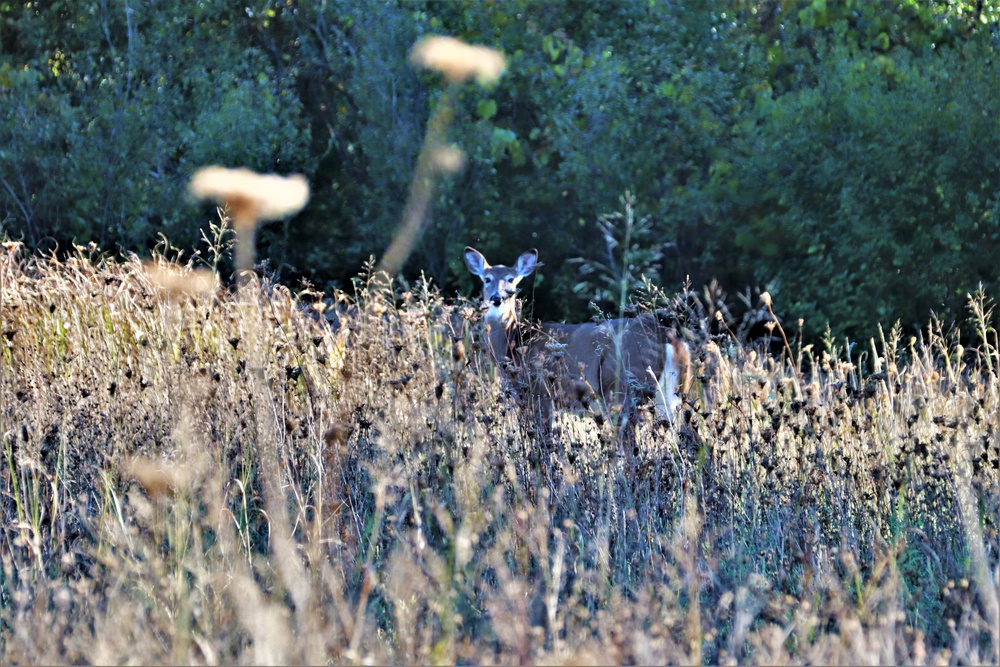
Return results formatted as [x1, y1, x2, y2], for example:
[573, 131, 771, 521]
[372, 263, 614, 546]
[378, 85, 457, 280]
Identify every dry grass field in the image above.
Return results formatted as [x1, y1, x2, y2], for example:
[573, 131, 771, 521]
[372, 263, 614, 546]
[0, 244, 998, 664]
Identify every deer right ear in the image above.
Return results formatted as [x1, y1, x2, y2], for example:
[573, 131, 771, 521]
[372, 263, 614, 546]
[515, 249, 539, 277]
[464, 247, 488, 276]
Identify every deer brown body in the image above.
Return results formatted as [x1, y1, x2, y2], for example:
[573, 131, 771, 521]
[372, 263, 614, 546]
[464, 247, 690, 441]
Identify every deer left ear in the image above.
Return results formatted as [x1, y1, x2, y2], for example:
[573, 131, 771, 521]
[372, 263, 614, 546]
[464, 247, 488, 276]
[515, 250, 540, 278]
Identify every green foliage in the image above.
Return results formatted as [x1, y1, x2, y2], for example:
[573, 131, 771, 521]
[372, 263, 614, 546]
[0, 1, 311, 250]
[570, 192, 663, 316]
[0, 0, 998, 340]
[415, 0, 744, 317]
[726, 39, 1000, 339]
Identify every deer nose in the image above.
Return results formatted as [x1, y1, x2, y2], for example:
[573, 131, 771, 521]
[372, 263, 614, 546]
[491, 285, 516, 306]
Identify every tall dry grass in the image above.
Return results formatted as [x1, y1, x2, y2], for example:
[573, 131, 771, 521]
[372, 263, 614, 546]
[0, 242, 997, 664]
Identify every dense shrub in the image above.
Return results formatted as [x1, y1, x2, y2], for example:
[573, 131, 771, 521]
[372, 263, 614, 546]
[0, 2, 311, 254]
[726, 40, 1000, 339]
[1, 0, 998, 340]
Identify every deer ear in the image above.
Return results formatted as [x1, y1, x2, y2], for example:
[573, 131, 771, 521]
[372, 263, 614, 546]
[515, 249, 539, 277]
[464, 247, 488, 276]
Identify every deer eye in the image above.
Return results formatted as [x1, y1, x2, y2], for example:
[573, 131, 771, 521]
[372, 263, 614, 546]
[505, 275, 515, 282]
[484, 276, 494, 284]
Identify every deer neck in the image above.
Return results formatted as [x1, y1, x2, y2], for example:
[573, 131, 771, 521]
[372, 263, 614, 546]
[483, 298, 525, 364]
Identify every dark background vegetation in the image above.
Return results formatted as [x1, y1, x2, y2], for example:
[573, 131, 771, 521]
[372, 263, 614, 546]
[2, 0, 999, 340]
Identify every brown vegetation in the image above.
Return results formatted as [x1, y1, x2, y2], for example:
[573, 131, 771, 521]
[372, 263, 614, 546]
[1, 245, 998, 664]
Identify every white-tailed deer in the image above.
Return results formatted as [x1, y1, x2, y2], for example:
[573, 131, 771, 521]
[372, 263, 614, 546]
[464, 247, 691, 445]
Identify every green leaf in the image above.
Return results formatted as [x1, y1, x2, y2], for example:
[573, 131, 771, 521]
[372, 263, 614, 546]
[477, 98, 497, 121]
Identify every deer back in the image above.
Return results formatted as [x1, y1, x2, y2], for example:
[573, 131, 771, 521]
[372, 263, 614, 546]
[517, 315, 686, 408]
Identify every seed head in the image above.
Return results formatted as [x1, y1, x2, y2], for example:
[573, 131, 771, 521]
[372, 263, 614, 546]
[410, 36, 506, 85]
[430, 144, 466, 173]
[143, 262, 218, 300]
[190, 167, 309, 229]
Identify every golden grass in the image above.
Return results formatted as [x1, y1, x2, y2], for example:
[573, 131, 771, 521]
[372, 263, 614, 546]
[0, 246, 998, 664]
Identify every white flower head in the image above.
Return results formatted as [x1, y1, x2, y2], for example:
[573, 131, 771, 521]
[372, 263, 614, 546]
[410, 36, 506, 86]
[190, 167, 309, 229]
